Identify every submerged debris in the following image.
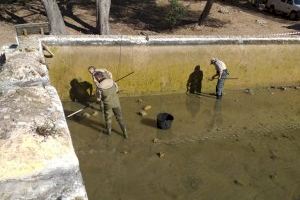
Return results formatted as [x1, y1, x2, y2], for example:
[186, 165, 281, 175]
[88, 149, 96, 154]
[157, 152, 165, 158]
[82, 112, 91, 118]
[233, 179, 244, 186]
[279, 86, 287, 91]
[138, 110, 147, 116]
[143, 105, 152, 111]
[137, 99, 143, 104]
[152, 138, 160, 143]
[244, 88, 254, 95]
[91, 111, 98, 117]
[269, 150, 278, 160]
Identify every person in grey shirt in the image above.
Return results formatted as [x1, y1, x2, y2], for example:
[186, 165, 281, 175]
[209, 58, 229, 100]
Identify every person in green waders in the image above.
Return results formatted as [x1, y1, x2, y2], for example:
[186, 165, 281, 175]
[88, 66, 128, 139]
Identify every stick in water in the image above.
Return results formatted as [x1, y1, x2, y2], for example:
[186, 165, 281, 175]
[67, 106, 88, 118]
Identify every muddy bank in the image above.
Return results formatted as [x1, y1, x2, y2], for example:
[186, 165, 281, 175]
[65, 89, 300, 200]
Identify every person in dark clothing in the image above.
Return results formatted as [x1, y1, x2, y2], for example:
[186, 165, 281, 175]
[69, 79, 94, 105]
[186, 65, 203, 94]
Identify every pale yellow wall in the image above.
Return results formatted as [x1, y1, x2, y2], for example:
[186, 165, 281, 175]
[48, 45, 300, 100]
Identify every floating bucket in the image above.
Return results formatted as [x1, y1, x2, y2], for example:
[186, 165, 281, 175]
[156, 113, 174, 130]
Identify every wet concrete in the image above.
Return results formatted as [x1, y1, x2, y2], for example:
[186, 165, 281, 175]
[64, 89, 300, 200]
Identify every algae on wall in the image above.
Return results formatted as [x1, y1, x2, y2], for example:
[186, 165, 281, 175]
[48, 44, 300, 100]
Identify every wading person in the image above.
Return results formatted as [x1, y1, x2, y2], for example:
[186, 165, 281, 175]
[209, 58, 229, 100]
[88, 66, 128, 139]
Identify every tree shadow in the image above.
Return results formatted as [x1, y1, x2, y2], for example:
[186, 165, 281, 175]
[58, 2, 98, 34]
[284, 23, 300, 31]
[216, 0, 296, 23]
[110, 0, 221, 32]
[0, 0, 98, 34]
[0, 9, 27, 24]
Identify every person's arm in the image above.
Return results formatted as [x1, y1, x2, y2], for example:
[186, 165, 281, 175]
[96, 88, 102, 102]
[114, 82, 119, 93]
[209, 73, 219, 81]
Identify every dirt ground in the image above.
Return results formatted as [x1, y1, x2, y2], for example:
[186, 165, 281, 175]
[1, 0, 300, 46]
[63, 89, 300, 200]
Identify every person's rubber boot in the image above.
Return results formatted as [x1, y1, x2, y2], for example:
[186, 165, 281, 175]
[119, 122, 128, 139]
[216, 95, 222, 100]
[123, 128, 128, 139]
[106, 123, 112, 136]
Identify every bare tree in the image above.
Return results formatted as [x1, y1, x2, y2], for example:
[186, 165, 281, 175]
[198, 0, 214, 25]
[42, 0, 67, 34]
[96, 0, 111, 35]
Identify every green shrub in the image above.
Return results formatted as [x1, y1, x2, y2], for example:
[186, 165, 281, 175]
[165, 0, 187, 28]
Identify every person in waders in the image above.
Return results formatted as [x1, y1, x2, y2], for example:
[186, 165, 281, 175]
[209, 58, 229, 100]
[88, 66, 128, 139]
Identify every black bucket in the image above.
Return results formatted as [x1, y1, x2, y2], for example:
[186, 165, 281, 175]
[156, 113, 174, 130]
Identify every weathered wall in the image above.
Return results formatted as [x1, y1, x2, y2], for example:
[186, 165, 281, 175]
[48, 44, 300, 100]
[0, 47, 87, 199]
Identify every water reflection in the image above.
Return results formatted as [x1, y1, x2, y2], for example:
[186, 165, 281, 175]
[185, 95, 201, 118]
[210, 100, 223, 130]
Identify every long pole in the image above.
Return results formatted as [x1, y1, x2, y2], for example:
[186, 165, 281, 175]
[213, 77, 239, 80]
[115, 71, 135, 82]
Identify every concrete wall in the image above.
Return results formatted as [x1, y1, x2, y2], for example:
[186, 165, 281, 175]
[0, 38, 88, 199]
[46, 38, 300, 99]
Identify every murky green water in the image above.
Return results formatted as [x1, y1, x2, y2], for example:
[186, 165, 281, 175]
[64, 89, 300, 200]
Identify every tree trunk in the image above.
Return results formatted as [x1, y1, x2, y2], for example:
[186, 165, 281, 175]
[66, 0, 74, 15]
[96, 0, 111, 35]
[42, 0, 67, 35]
[198, 0, 214, 25]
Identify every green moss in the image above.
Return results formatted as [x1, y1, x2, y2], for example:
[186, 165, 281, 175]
[47, 45, 300, 100]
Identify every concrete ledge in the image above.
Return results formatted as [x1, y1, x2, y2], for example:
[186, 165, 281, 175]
[40, 35, 300, 46]
[0, 47, 88, 199]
